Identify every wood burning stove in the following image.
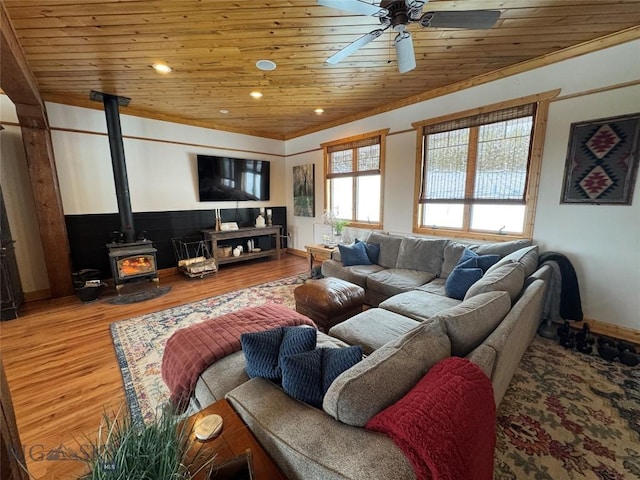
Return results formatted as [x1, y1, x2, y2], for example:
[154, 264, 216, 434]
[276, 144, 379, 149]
[107, 240, 159, 293]
[92, 90, 160, 293]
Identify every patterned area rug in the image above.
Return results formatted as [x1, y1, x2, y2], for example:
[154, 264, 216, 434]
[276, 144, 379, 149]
[110, 274, 307, 424]
[495, 337, 639, 479]
[111, 277, 639, 478]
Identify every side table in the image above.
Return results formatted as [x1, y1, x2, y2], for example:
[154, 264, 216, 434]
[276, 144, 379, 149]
[304, 244, 337, 274]
[183, 399, 286, 480]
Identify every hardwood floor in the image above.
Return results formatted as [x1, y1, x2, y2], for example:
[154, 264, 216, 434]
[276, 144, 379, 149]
[0, 254, 308, 480]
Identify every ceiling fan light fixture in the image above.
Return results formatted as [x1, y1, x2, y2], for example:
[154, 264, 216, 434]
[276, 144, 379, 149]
[152, 63, 172, 74]
[256, 59, 277, 71]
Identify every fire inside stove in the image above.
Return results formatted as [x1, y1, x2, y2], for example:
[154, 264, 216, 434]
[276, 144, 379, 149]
[117, 254, 156, 278]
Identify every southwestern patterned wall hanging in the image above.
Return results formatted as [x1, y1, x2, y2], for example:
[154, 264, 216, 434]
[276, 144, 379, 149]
[561, 113, 640, 205]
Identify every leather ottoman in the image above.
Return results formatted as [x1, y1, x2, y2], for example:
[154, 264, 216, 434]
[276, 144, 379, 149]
[294, 277, 365, 332]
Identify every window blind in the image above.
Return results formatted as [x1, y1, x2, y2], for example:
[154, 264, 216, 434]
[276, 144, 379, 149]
[327, 136, 381, 179]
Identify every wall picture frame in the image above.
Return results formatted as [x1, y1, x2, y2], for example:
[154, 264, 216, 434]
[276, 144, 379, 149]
[293, 164, 315, 217]
[560, 112, 640, 205]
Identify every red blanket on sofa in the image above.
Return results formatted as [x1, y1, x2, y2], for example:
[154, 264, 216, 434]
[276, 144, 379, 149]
[366, 357, 496, 480]
[161, 303, 315, 409]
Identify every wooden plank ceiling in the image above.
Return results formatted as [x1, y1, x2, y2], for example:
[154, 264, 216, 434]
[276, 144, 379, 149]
[3, 0, 640, 140]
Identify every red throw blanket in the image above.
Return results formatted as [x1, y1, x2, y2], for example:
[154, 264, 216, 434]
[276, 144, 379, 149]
[366, 357, 496, 480]
[161, 303, 315, 409]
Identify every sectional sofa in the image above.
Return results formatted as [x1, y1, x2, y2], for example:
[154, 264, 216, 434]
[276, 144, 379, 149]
[191, 232, 551, 479]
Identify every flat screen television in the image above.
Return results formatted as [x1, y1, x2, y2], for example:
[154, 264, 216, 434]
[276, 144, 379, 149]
[197, 155, 270, 201]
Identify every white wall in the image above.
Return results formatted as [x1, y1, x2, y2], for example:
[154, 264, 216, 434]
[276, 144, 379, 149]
[47, 103, 287, 214]
[284, 40, 640, 331]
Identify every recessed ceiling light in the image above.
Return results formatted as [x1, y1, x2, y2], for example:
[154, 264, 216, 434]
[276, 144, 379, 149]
[256, 59, 277, 71]
[219, 109, 229, 114]
[152, 63, 172, 74]
[315, 108, 324, 114]
[250, 91, 263, 99]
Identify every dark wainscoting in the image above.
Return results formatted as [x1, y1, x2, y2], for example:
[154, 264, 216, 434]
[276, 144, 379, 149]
[65, 207, 288, 278]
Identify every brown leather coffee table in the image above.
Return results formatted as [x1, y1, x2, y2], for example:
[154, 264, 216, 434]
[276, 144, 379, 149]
[183, 399, 286, 480]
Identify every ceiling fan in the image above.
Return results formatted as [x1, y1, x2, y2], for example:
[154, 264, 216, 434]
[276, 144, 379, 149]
[318, 0, 501, 73]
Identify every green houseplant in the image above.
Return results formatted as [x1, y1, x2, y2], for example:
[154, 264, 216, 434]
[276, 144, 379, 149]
[80, 407, 214, 480]
[334, 219, 349, 236]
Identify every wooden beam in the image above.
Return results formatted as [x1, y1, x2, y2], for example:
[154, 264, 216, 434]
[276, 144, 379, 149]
[1, 3, 73, 298]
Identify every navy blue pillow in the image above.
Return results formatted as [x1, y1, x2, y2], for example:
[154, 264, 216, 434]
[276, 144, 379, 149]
[445, 257, 483, 300]
[458, 248, 500, 273]
[355, 239, 381, 264]
[338, 242, 372, 266]
[281, 346, 363, 408]
[241, 326, 316, 381]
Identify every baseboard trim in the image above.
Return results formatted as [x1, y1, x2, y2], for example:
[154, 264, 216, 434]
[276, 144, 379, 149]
[572, 318, 640, 345]
[288, 248, 306, 258]
[23, 289, 51, 302]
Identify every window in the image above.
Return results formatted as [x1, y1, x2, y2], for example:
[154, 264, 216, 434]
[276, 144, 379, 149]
[413, 93, 554, 239]
[322, 129, 388, 228]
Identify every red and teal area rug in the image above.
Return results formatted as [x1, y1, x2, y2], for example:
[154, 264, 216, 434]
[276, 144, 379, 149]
[111, 276, 639, 479]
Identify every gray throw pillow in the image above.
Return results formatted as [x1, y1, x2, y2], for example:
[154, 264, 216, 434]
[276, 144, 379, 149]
[487, 245, 539, 277]
[471, 239, 532, 258]
[323, 320, 451, 427]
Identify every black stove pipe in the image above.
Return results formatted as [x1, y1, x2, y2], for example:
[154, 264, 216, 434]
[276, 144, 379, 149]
[92, 91, 135, 244]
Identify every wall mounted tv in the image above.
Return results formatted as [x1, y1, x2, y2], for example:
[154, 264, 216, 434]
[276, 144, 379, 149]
[197, 155, 270, 202]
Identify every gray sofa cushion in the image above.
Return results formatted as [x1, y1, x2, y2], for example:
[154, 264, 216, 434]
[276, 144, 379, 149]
[366, 268, 436, 298]
[471, 239, 532, 258]
[367, 232, 403, 268]
[396, 237, 448, 275]
[414, 277, 447, 296]
[323, 320, 451, 427]
[433, 290, 511, 356]
[321, 259, 384, 288]
[379, 290, 462, 323]
[464, 261, 525, 303]
[488, 245, 539, 277]
[441, 241, 472, 279]
[328, 308, 420, 354]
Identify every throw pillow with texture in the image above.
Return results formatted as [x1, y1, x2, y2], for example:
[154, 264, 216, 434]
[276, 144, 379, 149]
[338, 242, 372, 267]
[241, 326, 316, 381]
[355, 239, 381, 264]
[281, 345, 363, 408]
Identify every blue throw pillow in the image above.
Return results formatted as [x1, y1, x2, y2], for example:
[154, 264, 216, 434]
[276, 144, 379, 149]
[445, 257, 483, 300]
[241, 326, 316, 381]
[338, 242, 372, 266]
[477, 254, 500, 272]
[281, 346, 363, 408]
[355, 239, 381, 264]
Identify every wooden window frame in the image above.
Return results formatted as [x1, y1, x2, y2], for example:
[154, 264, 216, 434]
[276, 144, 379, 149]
[322, 129, 388, 229]
[412, 90, 559, 242]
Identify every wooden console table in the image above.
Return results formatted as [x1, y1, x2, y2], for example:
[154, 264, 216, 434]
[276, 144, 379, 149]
[202, 226, 282, 267]
[183, 399, 286, 480]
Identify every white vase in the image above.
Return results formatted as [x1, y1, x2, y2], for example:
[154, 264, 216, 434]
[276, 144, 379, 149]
[255, 214, 266, 228]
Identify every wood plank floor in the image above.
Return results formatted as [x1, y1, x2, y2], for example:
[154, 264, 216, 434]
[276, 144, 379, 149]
[0, 254, 308, 480]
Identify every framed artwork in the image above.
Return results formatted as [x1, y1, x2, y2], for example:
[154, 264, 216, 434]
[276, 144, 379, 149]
[293, 164, 315, 217]
[561, 112, 640, 205]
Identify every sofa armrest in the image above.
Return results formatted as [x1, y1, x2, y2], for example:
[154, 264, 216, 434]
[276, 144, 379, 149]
[466, 344, 497, 380]
[226, 378, 414, 480]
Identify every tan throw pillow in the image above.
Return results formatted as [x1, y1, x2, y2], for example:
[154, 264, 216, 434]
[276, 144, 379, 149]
[464, 262, 525, 303]
[322, 320, 451, 427]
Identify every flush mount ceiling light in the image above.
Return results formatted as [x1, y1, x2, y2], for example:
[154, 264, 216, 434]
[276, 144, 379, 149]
[250, 91, 263, 99]
[219, 109, 229, 114]
[314, 108, 324, 114]
[256, 59, 277, 71]
[152, 63, 172, 74]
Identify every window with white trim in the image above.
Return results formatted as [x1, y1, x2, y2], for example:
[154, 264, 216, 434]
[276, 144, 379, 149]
[322, 129, 388, 228]
[414, 99, 549, 239]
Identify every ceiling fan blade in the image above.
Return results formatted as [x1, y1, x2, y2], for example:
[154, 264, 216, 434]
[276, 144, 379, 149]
[395, 32, 416, 74]
[318, 0, 389, 18]
[420, 10, 501, 29]
[327, 29, 384, 65]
